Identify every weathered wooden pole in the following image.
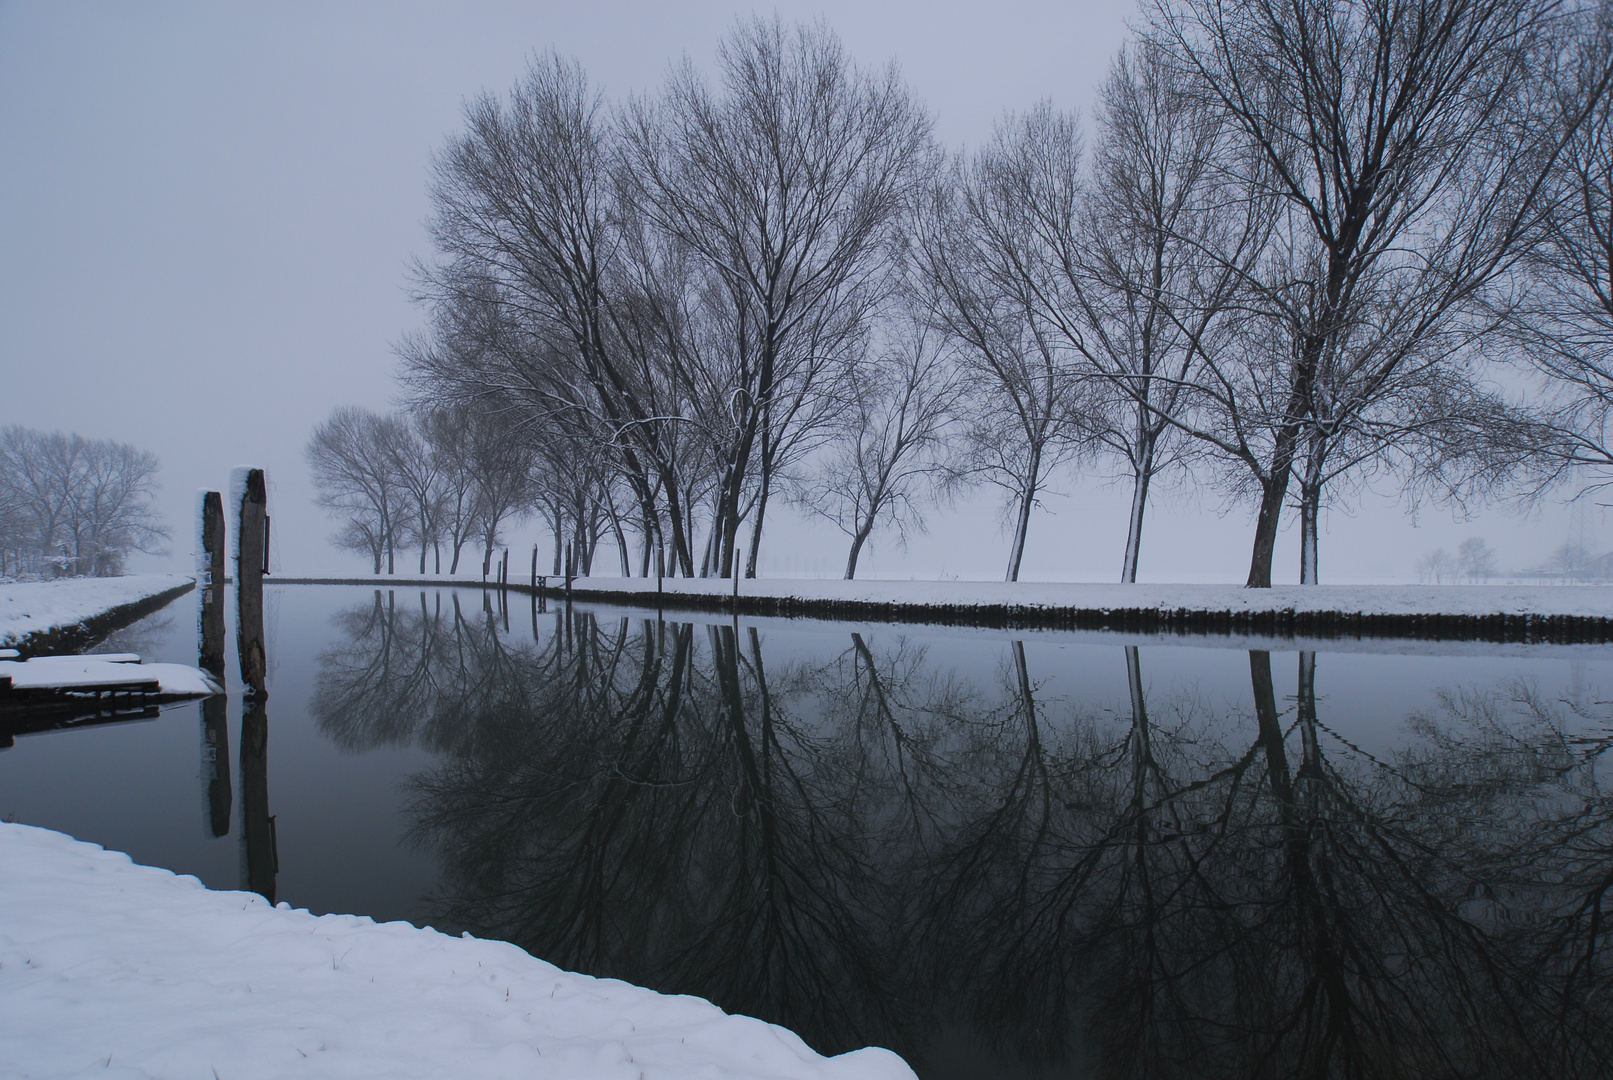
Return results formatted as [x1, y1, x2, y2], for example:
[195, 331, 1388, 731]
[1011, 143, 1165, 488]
[234, 467, 268, 697]
[197, 490, 226, 679]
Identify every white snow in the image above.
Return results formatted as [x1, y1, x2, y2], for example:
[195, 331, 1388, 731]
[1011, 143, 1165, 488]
[280, 573, 1613, 620]
[0, 656, 220, 696]
[566, 577, 1613, 618]
[228, 466, 251, 570]
[0, 574, 194, 649]
[0, 823, 915, 1080]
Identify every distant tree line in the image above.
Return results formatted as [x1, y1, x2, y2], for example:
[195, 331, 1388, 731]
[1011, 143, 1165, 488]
[312, 2, 1613, 585]
[0, 425, 168, 578]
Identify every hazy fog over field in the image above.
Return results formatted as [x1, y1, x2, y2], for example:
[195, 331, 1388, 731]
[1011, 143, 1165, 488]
[0, 1, 1587, 583]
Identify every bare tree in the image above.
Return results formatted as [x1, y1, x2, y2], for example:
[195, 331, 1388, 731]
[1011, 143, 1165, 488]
[0, 426, 167, 577]
[1028, 49, 1260, 583]
[915, 139, 1094, 582]
[789, 317, 960, 578]
[307, 407, 407, 574]
[620, 16, 933, 579]
[1144, 0, 1600, 586]
[415, 58, 670, 570]
[420, 406, 484, 574]
[1457, 536, 1499, 582]
[1416, 547, 1458, 583]
[383, 413, 445, 575]
[1509, 3, 1613, 497]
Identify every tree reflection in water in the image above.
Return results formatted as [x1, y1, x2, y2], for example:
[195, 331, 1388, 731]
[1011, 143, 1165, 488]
[312, 593, 1613, 1079]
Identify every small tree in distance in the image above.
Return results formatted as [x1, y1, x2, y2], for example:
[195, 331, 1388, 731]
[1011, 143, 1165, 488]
[0, 425, 168, 578]
[1457, 537, 1499, 583]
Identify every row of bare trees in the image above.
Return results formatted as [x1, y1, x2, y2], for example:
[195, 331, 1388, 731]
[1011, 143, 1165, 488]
[331, 2, 1613, 585]
[0, 425, 168, 578]
[306, 405, 532, 577]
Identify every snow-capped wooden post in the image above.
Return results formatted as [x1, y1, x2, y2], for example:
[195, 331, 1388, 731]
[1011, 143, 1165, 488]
[197, 490, 226, 679]
[234, 467, 268, 697]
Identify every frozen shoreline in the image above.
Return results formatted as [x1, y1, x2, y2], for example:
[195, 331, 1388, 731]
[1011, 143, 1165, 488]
[0, 822, 914, 1080]
[0, 574, 196, 655]
[274, 574, 1613, 642]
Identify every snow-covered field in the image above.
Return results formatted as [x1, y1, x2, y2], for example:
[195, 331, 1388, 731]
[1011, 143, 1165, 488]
[280, 572, 1613, 619]
[0, 823, 914, 1080]
[0, 574, 195, 650]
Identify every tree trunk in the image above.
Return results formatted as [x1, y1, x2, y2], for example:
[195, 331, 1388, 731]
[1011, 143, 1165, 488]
[1298, 437, 1324, 584]
[552, 508, 564, 575]
[1245, 464, 1293, 588]
[1006, 492, 1032, 582]
[745, 469, 772, 579]
[1120, 439, 1155, 583]
[1005, 445, 1042, 583]
[720, 487, 742, 580]
[699, 516, 716, 578]
[1299, 483, 1320, 585]
[844, 519, 876, 579]
[449, 540, 462, 575]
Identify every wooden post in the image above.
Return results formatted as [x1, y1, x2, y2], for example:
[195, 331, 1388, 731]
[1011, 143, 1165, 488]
[235, 468, 268, 697]
[198, 490, 226, 679]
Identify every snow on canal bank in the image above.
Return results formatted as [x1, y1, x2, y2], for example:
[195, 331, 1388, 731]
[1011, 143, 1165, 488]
[277, 573, 1613, 618]
[0, 824, 915, 1080]
[0, 575, 196, 653]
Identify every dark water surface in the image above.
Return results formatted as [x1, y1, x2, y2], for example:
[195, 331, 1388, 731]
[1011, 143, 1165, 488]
[3, 583, 1611, 1079]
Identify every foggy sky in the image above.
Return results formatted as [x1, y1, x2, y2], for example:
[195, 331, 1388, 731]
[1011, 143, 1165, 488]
[0, 1, 1581, 583]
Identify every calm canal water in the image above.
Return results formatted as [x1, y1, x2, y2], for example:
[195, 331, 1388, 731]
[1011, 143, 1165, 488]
[3, 583, 1611, 1079]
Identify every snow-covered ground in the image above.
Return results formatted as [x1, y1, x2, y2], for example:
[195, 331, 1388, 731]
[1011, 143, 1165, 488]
[278, 573, 1613, 619]
[0, 574, 195, 650]
[0, 823, 914, 1080]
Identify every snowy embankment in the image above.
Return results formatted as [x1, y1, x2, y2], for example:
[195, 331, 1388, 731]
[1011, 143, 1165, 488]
[0, 823, 914, 1080]
[278, 573, 1613, 641]
[0, 574, 195, 655]
[522, 577, 1613, 618]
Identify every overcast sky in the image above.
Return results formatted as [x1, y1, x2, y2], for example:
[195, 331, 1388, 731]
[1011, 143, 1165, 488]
[0, 0, 1583, 583]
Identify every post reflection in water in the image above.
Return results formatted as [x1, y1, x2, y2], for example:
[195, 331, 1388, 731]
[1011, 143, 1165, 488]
[310, 591, 1613, 1079]
[239, 696, 275, 903]
[198, 577, 232, 839]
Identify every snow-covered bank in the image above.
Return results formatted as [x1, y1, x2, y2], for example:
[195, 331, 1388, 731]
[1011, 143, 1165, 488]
[0, 823, 914, 1080]
[274, 574, 1613, 617]
[0, 574, 195, 654]
[276, 574, 1613, 640]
